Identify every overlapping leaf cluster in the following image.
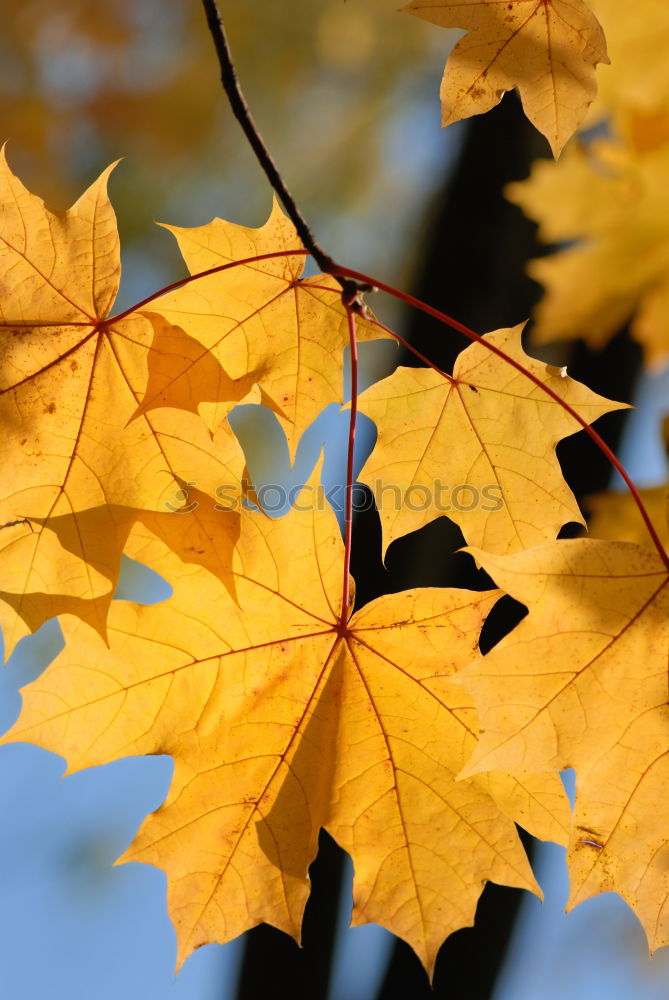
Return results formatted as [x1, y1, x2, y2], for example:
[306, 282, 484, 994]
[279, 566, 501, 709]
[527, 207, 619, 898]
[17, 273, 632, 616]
[4, 0, 669, 980]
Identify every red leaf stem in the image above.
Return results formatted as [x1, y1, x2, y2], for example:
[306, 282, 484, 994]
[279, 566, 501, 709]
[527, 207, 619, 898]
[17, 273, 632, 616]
[108, 248, 308, 324]
[340, 305, 358, 630]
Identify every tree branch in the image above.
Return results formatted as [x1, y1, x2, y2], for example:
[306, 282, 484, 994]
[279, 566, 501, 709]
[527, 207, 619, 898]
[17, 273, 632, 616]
[200, 0, 354, 290]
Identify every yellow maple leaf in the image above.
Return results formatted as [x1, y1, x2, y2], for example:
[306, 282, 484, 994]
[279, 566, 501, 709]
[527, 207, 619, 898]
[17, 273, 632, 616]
[147, 200, 391, 453]
[1, 494, 570, 974]
[0, 151, 250, 656]
[357, 323, 624, 558]
[404, 0, 608, 156]
[507, 134, 669, 365]
[459, 538, 669, 950]
[0, 409, 245, 659]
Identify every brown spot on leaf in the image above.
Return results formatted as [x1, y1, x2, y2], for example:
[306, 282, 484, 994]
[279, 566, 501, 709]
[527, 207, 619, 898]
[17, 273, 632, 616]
[576, 826, 604, 849]
[577, 824, 602, 838]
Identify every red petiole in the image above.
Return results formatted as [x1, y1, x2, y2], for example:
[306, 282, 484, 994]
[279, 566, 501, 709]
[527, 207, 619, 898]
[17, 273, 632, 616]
[108, 248, 308, 324]
[340, 306, 358, 630]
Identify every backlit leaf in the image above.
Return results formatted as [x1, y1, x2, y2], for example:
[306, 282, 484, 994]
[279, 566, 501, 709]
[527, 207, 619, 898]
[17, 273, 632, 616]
[148, 200, 391, 453]
[460, 539, 669, 950]
[1, 496, 570, 973]
[0, 152, 248, 654]
[404, 0, 608, 155]
[358, 324, 624, 558]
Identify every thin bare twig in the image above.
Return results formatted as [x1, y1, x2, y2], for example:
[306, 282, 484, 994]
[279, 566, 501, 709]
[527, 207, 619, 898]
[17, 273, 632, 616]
[200, 0, 363, 299]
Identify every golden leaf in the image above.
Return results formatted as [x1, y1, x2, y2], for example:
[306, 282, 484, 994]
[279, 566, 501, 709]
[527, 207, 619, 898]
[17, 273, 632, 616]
[358, 324, 624, 558]
[404, 0, 608, 155]
[148, 200, 391, 453]
[0, 152, 249, 655]
[2, 496, 570, 974]
[460, 538, 669, 950]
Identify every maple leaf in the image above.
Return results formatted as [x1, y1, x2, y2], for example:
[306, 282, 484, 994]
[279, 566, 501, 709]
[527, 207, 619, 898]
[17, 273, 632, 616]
[0, 407, 246, 659]
[458, 538, 669, 950]
[357, 323, 624, 558]
[404, 0, 608, 156]
[146, 200, 391, 453]
[0, 151, 250, 656]
[507, 133, 669, 366]
[0, 494, 570, 974]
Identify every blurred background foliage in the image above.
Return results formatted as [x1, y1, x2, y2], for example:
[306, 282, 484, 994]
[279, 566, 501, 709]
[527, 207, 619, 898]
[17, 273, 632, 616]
[2, 0, 461, 305]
